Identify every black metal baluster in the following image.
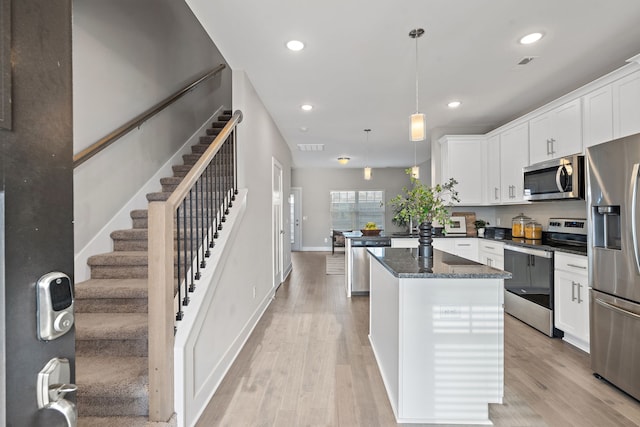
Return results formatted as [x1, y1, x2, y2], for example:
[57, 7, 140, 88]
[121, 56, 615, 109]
[176, 204, 183, 321]
[199, 175, 207, 267]
[205, 163, 212, 254]
[233, 128, 238, 197]
[194, 180, 201, 281]
[227, 138, 233, 208]
[219, 147, 226, 226]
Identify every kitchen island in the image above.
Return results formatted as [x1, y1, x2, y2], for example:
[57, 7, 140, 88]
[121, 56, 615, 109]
[368, 247, 511, 425]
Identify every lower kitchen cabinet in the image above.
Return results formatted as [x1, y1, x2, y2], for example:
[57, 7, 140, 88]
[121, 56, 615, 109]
[554, 252, 589, 353]
[478, 240, 504, 270]
[433, 238, 478, 262]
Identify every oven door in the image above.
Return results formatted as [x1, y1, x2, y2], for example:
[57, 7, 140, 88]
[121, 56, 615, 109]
[503, 245, 556, 336]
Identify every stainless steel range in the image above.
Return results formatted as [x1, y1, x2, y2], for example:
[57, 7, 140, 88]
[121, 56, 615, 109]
[503, 218, 587, 337]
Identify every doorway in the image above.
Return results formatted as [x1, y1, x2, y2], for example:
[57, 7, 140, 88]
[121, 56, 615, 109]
[272, 158, 284, 287]
[290, 187, 302, 251]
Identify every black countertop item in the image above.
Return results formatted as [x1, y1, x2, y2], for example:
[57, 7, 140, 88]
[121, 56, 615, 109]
[368, 247, 512, 279]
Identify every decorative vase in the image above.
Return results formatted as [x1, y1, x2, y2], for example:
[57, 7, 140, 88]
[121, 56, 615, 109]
[477, 227, 485, 238]
[418, 221, 433, 258]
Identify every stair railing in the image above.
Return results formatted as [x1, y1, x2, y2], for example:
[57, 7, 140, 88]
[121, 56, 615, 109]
[147, 109, 242, 422]
[73, 64, 226, 168]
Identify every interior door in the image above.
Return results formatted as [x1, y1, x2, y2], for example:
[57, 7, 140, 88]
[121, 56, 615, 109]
[0, 1, 75, 425]
[290, 187, 302, 251]
[272, 158, 283, 286]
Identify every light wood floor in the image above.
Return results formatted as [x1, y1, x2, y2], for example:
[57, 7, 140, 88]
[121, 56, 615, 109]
[196, 252, 640, 427]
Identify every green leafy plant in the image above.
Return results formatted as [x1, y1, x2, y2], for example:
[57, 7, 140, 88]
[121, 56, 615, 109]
[474, 219, 489, 229]
[390, 169, 459, 228]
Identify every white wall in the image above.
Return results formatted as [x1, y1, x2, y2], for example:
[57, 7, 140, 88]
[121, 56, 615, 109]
[291, 167, 412, 249]
[179, 70, 293, 427]
[73, 0, 231, 263]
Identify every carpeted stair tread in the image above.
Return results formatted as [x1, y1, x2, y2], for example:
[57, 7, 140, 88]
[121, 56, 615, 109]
[76, 356, 148, 399]
[111, 228, 148, 240]
[146, 191, 172, 202]
[88, 251, 149, 266]
[200, 135, 215, 144]
[78, 415, 176, 427]
[75, 312, 148, 340]
[160, 176, 183, 186]
[205, 127, 222, 136]
[211, 121, 226, 128]
[218, 113, 232, 121]
[75, 278, 147, 299]
[182, 153, 202, 165]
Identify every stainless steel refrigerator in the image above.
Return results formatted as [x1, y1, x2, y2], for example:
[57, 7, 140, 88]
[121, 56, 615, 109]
[587, 133, 640, 401]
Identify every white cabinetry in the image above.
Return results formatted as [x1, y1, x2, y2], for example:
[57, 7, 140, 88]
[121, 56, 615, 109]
[439, 136, 485, 205]
[613, 69, 640, 139]
[391, 237, 419, 248]
[486, 135, 501, 204]
[433, 238, 478, 262]
[478, 240, 504, 270]
[500, 123, 529, 203]
[582, 85, 613, 149]
[554, 252, 589, 353]
[529, 99, 582, 164]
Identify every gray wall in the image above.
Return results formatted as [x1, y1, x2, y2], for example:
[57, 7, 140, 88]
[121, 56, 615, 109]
[73, 0, 231, 254]
[292, 167, 412, 249]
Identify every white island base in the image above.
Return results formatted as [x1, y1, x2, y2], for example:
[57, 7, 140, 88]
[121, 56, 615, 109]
[369, 254, 505, 425]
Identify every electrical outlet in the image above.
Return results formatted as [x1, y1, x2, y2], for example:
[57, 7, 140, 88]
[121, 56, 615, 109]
[496, 218, 501, 226]
[252, 285, 256, 299]
[324, 237, 328, 243]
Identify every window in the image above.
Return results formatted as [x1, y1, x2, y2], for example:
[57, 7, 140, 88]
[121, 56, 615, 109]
[330, 190, 385, 231]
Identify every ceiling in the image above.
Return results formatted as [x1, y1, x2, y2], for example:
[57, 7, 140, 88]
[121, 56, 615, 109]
[188, 0, 640, 169]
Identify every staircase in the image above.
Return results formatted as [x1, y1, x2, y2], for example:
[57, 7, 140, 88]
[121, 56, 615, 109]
[74, 111, 233, 426]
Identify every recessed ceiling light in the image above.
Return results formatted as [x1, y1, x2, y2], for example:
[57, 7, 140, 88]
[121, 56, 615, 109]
[519, 32, 543, 45]
[447, 101, 461, 109]
[286, 40, 305, 51]
[301, 104, 313, 111]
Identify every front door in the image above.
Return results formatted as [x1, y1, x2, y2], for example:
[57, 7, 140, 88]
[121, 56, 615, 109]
[290, 187, 302, 251]
[0, 2, 75, 425]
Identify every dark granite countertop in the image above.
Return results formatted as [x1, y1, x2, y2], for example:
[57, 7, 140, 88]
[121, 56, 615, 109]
[479, 236, 587, 257]
[368, 247, 512, 279]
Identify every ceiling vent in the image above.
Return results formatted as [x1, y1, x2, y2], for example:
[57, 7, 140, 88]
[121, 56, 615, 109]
[297, 144, 325, 152]
[517, 57, 536, 66]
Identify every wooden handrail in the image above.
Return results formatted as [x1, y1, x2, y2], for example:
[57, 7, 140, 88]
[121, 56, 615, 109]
[73, 64, 226, 168]
[147, 109, 242, 422]
[166, 110, 242, 209]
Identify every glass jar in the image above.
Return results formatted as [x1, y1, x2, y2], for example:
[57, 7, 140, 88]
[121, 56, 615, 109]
[511, 213, 531, 238]
[524, 220, 542, 240]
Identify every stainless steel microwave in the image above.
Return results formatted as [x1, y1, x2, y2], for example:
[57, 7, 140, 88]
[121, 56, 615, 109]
[523, 154, 584, 201]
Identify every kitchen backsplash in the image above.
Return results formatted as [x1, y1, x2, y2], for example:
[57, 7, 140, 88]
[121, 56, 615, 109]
[452, 199, 587, 231]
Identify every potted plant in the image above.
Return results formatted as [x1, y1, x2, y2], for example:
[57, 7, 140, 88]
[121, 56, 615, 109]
[391, 169, 459, 258]
[474, 219, 489, 237]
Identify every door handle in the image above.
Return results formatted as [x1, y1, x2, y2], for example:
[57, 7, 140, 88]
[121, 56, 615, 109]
[630, 163, 640, 274]
[571, 281, 577, 302]
[37, 358, 77, 427]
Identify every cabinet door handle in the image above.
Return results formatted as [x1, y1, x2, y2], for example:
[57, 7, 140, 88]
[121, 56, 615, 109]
[546, 138, 552, 155]
[550, 138, 556, 154]
[494, 187, 499, 200]
[485, 245, 495, 250]
[571, 281, 577, 302]
[577, 282, 583, 304]
[567, 263, 587, 270]
[457, 243, 471, 247]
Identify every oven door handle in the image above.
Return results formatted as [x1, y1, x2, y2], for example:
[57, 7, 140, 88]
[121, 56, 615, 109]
[504, 244, 553, 259]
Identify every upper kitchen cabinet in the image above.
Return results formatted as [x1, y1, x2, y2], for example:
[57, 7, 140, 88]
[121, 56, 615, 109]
[500, 122, 529, 203]
[529, 98, 582, 164]
[486, 135, 501, 204]
[612, 69, 640, 139]
[582, 85, 613, 149]
[439, 135, 485, 205]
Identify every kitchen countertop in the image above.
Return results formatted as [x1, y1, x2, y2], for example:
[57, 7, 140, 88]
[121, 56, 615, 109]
[368, 247, 512, 279]
[480, 236, 587, 256]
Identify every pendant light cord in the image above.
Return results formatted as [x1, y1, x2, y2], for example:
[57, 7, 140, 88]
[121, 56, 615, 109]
[415, 29, 419, 113]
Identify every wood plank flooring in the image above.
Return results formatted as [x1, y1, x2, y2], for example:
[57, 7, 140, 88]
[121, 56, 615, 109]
[196, 252, 640, 426]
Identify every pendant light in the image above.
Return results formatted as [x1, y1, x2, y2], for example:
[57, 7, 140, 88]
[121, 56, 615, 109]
[363, 128, 372, 180]
[409, 28, 426, 142]
[411, 141, 420, 179]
